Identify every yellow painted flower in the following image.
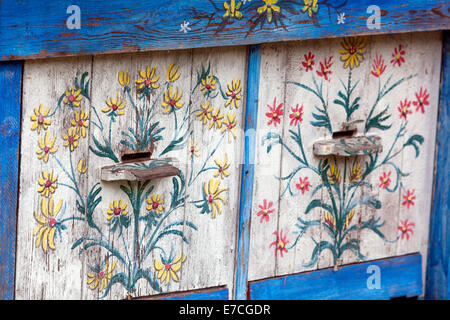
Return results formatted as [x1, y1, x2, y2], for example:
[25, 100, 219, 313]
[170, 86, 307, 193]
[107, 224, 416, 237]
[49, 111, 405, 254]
[257, 0, 280, 22]
[106, 200, 128, 221]
[30, 104, 51, 134]
[118, 70, 130, 87]
[223, 0, 243, 19]
[87, 260, 117, 292]
[71, 109, 89, 138]
[36, 132, 57, 163]
[338, 37, 368, 69]
[154, 253, 186, 286]
[62, 127, 80, 152]
[349, 163, 362, 183]
[214, 153, 230, 180]
[102, 93, 126, 116]
[204, 178, 227, 218]
[302, 0, 318, 17]
[63, 87, 83, 107]
[136, 65, 160, 90]
[209, 107, 224, 130]
[196, 101, 214, 124]
[188, 140, 200, 158]
[33, 196, 63, 252]
[345, 208, 355, 230]
[146, 194, 164, 214]
[327, 164, 341, 185]
[225, 78, 242, 109]
[324, 212, 336, 229]
[200, 75, 217, 96]
[220, 111, 237, 143]
[37, 170, 58, 198]
[167, 63, 181, 82]
[77, 159, 87, 174]
[162, 86, 184, 114]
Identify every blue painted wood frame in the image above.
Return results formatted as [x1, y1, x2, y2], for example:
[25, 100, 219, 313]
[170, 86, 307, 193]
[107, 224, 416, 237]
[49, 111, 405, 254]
[0, 61, 22, 300]
[248, 253, 423, 300]
[234, 44, 261, 300]
[159, 287, 229, 300]
[425, 30, 450, 301]
[0, 0, 449, 61]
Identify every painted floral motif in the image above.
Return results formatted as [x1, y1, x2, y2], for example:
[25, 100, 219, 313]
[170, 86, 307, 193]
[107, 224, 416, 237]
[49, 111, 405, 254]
[223, 0, 243, 19]
[302, 52, 315, 72]
[402, 189, 416, 209]
[221, 112, 238, 142]
[413, 87, 430, 114]
[106, 200, 128, 221]
[398, 98, 412, 120]
[154, 252, 186, 286]
[196, 101, 214, 124]
[214, 153, 231, 180]
[87, 260, 117, 292]
[289, 104, 303, 126]
[77, 159, 87, 174]
[371, 53, 387, 78]
[102, 93, 126, 117]
[200, 75, 217, 97]
[30, 104, 51, 133]
[146, 194, 164, 214]
[33, 196, 63, 252]
[36, 132, 57, 163]
[199, 178, 227, 219]
[379, 171, 391, 189]
[296, 177, 311, 195]
[225, 78, 242, 109]
[257, 199, 274, 223]
[327, 164, 341, 185]
[162, 86, 184, 114]
[398, 219, 415, 240]
[316, 56, 333, 81]
[188, 140, 200, 158]
[266, 97, 283, 127]
[62, 127, 80, 152]
[118, 70, 131, 87]
[257, 0, 280, 23]
[391, 44, 406, 67]
[63, 87, 83, 108]
[338, 37, 368, 69]
[270, 230, 289, 257]
[37, 170, 58, 198]
[349, 163, 362, 183]
[209, 107, 224, 130]
[71, 110, 89, 138]
[324, 212, 336, 230]
[136, 65, 160, 91]
[302, 0, 318, 17]
[167, 63, 181, 82]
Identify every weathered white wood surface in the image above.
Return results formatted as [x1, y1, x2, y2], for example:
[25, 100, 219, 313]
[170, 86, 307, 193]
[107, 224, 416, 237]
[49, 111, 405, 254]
[16, 47, 247, 299]
[248, 31, 442, 293]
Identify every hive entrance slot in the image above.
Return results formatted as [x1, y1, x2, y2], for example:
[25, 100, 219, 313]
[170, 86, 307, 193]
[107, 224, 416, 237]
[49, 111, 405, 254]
[121, 151, 151, 163]
[332, 129, 356, 139]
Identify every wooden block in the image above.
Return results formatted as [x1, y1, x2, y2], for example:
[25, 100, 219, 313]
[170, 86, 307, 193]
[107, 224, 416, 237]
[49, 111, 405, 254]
[101, 158, 179, 181]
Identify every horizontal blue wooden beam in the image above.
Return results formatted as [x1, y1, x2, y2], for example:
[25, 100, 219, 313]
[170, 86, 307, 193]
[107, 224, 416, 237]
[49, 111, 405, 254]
[248, 254, 423, 300]
[0, 0, 449, 61]
[138, 286, 229, 300]
[0, 61, 22, 300]
[425, 30, 450, 300]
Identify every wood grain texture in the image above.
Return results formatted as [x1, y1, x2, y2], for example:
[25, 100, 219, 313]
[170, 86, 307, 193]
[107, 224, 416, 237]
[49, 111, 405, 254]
[248, 253, 423, 300]
[0, 61, 22, 300]
[0, 0, 449, 61]
[425, 30, 450, 300]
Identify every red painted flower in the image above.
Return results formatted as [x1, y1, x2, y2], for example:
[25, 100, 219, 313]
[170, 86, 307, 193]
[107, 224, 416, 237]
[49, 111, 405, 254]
[316, 56, 333, 81]
[412, 87, 430, 114]
[379, 171, 391, 189]
[398, 98, 412, 120]
[296, 176, 311, 195]
[398, 219, 415, 240]
[371, 53, 386, 78]
[256, 199, 275, 223]
[402, 189, 416, 209]
[265, 97, 284, 127]
[302, 52, 315, 72]
[391, 45, 406, 67]
[269, 230, 289, 258]
[289, 104, 304, 126]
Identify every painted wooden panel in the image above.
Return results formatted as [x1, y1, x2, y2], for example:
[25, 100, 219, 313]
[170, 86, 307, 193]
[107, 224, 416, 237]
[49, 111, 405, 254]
[0, 61, 23, 300]
[248, 31, 442, 298]
[425, 31, 450, 300]
[1, 0, 449, 61]
[15, 46, 247, 299]
[249, 253, 422, 300]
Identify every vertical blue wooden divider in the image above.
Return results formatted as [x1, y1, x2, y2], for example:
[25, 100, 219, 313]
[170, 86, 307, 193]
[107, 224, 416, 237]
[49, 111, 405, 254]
[0, 61, 22, 300]
[234, 45, 261, 300]
[425, 31, 450, 300]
